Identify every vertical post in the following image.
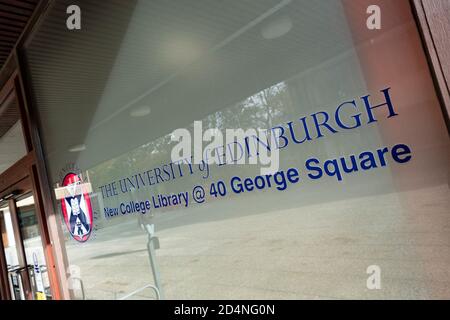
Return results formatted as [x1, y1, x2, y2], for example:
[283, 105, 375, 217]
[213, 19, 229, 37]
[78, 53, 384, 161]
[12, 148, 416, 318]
[145, 224, 164, 299]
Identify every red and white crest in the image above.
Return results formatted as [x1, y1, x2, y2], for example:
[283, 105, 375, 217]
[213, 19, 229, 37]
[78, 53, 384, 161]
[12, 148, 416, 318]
[60, 172, 93, 242]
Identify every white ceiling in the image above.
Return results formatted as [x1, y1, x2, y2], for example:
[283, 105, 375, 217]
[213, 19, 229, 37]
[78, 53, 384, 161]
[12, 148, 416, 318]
[0, 120, 27, 175]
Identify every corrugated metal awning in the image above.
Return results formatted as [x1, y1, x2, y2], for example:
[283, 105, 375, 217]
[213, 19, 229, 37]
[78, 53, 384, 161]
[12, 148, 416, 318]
[0, 0, 40, 70]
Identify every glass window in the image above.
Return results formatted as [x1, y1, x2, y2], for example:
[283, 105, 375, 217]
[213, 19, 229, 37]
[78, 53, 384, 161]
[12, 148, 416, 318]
[16, 194, 52, 300]
[0, 93, 27, 175]
[24, 0, 450, 299]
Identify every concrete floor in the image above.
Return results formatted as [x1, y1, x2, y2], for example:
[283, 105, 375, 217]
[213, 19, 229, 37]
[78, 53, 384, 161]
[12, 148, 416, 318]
[66, 183, 450, 300]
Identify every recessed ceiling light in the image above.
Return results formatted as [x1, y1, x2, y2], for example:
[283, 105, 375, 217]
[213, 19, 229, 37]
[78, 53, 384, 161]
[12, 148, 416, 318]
[261, 16, 293, 40]
[130, 105, 151, 117]
[163, 36, 202, 67]
[69, 144, 86, 152]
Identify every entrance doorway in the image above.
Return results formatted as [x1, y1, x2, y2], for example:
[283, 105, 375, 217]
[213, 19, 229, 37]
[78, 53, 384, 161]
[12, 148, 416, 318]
[0, 72, 61, 300]
[0, 178, 52, 300]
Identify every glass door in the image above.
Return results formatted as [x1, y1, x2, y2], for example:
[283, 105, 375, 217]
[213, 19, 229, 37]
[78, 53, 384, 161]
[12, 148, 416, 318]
[0, 178, 52, 300]
[0, 199, 29, 300]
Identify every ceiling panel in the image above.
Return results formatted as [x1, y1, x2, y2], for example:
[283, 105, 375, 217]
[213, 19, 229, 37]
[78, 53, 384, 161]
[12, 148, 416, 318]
[0, 0, 39, 69]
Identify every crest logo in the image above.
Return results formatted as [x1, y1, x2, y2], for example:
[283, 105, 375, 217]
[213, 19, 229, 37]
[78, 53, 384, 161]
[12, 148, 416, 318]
[60, 172, 93, 242]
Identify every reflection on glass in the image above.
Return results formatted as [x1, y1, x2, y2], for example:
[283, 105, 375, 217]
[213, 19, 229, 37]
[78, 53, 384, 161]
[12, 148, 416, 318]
[16, 194, 52, 300]
[0, 201, 24, 299]
[24, 0, 450, 299]
[0, 203, 19, 269]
